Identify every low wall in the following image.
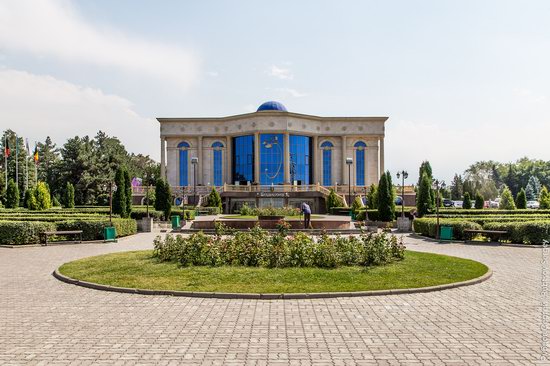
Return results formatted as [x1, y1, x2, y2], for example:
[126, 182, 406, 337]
[192, 218, 350, 230]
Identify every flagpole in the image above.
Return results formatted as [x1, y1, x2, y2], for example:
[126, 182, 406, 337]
[25, 139, 29, 191]
[15, 135, 18, 189]
[4, 136, 7, 189]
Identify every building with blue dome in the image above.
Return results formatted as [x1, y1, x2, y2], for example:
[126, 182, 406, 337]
[157, 101, 388, 213]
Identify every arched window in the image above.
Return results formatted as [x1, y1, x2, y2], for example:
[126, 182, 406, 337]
[320, 141, 333, 186]
[212, 141, 224, 186]
[177, 141, 190, 186]
[354, 141, 367, 186]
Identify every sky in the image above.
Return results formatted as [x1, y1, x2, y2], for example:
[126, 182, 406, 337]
[0, 0, 549, 183]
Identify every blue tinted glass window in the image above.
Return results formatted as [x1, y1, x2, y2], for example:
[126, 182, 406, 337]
[233, 135, 254, 183]
[178, 141, 190, 186]
[354, 141, 367, 186]
[290, 135, 312, 185]
[212, 141, 224, 186]
[321, 141, 333, 186]
[260, 134, 284, 185]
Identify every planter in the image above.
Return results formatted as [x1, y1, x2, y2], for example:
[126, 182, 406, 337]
[397, 217, 412, 232]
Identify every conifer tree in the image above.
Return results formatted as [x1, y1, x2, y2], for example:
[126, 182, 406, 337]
[124, 169, 132, 218]
[462, 192, 472, 209]
[64, 182, 75, 208]
[377, 171, 396, 222]
[499, 186, 516, 210]
[5, 179, 19, 208]
[540, 186, 550, 209]
[416, 172, 432, 217]
[474, 192, 484, 209]
[112, 167, 126, 217]
[515, 188, 527, 209]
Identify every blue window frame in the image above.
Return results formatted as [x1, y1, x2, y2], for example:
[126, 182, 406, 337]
[233, 135, 254, 183]
[289, 135, 312, 185]
[260, 134, 284, 185]
[178, 141, 190, 186]
[321, 141, 333, 186]
[212, 141, 224, 186]
[354, 141, 367, 186]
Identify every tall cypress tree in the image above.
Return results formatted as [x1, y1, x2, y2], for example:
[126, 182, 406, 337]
[124, 169, 132, 218]
[462, 192, 472, 209]
[416, 172, 432, 217]
[515, 188, 527, 209]
[112, 167, 126, 217]
[377, 171, 395, 222]
[6, 179, 19, 208]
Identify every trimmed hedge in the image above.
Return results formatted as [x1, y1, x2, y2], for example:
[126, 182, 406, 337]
[57, 219, 137, 241]
[330, 207, 352, 216]
[355, 209, 414, 222]
[483, 221, 550, 244]
[436, 209, 550, 216]
[0, 221, 56, 245]
[412, 218, 482, 240]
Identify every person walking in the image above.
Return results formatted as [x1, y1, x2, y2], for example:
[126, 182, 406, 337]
[301, 202, 311, 229]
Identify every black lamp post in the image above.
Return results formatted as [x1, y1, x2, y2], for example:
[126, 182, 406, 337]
[396, 170, 408, 218]
[346, 157, 353, 206]
[191, 157, 198, 206]
[432, 179, 446, 239]
[103, 181, 116, 227]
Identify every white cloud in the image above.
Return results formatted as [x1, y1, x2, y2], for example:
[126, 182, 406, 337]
[268, 65, 294, 80]
[0, 0, 199, 87]
[0, 68, 159, 160]
[206, 71, 219, 77]
[276, 87, 308, 98]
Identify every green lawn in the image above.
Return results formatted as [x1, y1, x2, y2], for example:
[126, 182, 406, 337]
[59, 250, 488, 294]
[221, 215, 323, 220]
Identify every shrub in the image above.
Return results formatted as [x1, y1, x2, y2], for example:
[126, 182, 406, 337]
[483, 221, 550, 244]
[57, 218, 137, 241]
[474, 192, 484, 210]
[183, 209, 196, 220]
[416, 172, 432, 217]
[367, 184, 378, 209]
[326, 188, 345, 211]
[238, 205, 300, 217]
[34, 182, 52, 210]
[515, 188, 527, 209]
[124, 169, 132, 218]
[462, 192, 472, 209]
[154, 179, 172, 221]
[205, 187, 222, 209]
[152, 228, 405, 268]
[5, 179, 19, 209]
[0, 221, 56, 245]
[351, 196, 364, 216]
[113, 168, 127, 218]
[377, 171, 396, 222]
[52, 196, 61, 207]
[499, 186, 516, 210]
[413, 218, 482, 240]
[64, 182, 75, 208]
[540, 186, 550, 209]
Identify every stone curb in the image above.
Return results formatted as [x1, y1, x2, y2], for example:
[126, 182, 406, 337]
[408, 233, 546, 248]
[53, 267, 493, 300]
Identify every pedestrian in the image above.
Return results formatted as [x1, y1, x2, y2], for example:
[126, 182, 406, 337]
[301, 202, 311, 229]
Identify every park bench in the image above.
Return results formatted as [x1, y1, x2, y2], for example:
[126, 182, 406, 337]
[40, 230, 83, 245]
[463, 229, 508, 243]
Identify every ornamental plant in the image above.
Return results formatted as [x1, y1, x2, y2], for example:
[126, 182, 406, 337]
[64, 182, 75, 208]
[124, 169, 132, 218]
[515, 188, 527, 209]
[34, 182, 52, 210]
[377, 171, 396, 222]
[499, 186, 516, 210]
[416, 172, 432, 217]
[154, 179, 172, 221]
[5, 179, 19, 209]
[540, 186, 550, 209]
[474, 192, 484, 209]
[206, 187, 222, 209]
[326, 188, 345, 211]
[462, 192, 472, 209]
[367, 184, 378, 209]
[112, 168, 127, 218]
[351, 196, 364, 216]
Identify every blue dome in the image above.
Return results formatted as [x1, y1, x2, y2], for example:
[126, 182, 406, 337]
[257, 101, 287, 112]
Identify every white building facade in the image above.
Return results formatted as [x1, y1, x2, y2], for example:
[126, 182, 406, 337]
[158, 101, 388, 213]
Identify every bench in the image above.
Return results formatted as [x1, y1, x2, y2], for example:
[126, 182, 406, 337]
[463, 229, 508, 243]
[40, 230, 83, 245]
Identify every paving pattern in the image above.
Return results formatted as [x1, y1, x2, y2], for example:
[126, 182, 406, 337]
[0, 233, 548, 365]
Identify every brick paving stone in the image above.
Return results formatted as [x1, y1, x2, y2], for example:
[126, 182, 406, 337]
[0, 233, 549, 365]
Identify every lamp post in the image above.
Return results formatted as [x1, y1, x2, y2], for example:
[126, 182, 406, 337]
[396, 170, 408, 218]
[346, 157, 353, 207]
[191, 157, 198, 206]
[103, 181, 117, 227]
[432, 179, 446, 239]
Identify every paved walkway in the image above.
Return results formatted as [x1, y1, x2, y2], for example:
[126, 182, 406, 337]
[0, 233, 548, 365]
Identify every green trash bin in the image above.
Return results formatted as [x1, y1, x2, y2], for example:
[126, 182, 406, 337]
[439, 226, 453, 241]
[104, 226, 117, 242]
[171, 215, 181, 229]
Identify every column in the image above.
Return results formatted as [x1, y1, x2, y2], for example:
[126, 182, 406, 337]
[312, 135, 319, 184]
[341, 136, 347, 184]
[197, 136, 203, 185]
[226, 136, 232, 184]
[160, 137, 166, 180]
[379, 137, 385, 176]
[284, 132, 290, 183]
[254, 132, 260, 184]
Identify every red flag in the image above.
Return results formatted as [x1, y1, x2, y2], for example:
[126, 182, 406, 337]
[4, 138, 9, 158]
